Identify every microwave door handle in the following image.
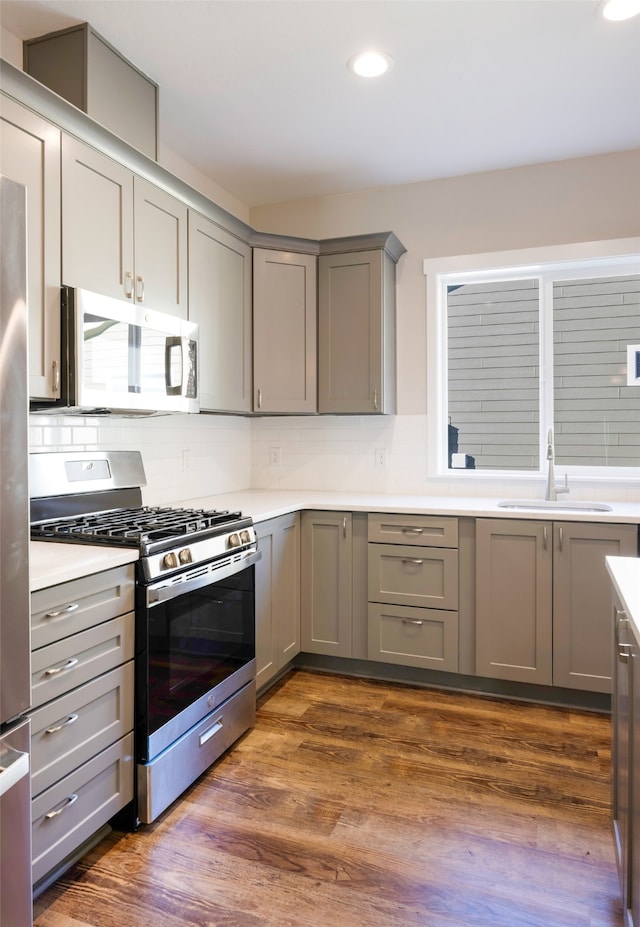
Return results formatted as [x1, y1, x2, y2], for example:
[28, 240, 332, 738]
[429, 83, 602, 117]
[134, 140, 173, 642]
[164, 336, 183, 396]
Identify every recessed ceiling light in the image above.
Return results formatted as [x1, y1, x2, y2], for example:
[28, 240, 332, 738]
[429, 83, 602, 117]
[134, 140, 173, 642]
[347, 50, 393, 78]
[599, 0, 640, 20]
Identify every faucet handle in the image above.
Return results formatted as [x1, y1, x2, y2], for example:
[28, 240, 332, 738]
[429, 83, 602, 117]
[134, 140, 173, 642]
[558, 473, 570, 495]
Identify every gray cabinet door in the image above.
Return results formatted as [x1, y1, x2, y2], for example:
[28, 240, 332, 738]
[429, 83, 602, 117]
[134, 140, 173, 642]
[476, 519, 553, 685]
[318, 249, 395, 414]
[253, 249, 317, 413]
[133, 177, 188, 317]
[188, 211, 252, 412]
[62, 134, 134, 299]
[255, 513, 301, 690]
[0, 97, 61, 400]
[553, 523, 638, 693]
[301, 511, 352, 657]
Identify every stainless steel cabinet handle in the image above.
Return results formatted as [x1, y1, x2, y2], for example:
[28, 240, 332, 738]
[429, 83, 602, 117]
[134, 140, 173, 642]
[257, 388, 262, 409]
[45, 793, 78, 819]
[619, 643, 633, 664]
[52, 359, 60, 392]
[402, 527, 424, 535]
[402, 619, 424, 626]
[44, 603, 79, 619]
[136, 275, 145, 303]
[342, 516, 347, 538]
[199, 719, 223, 747]
[402, 558, 424, 565]
[559, 526, 564, 551]
[543, 526, 548, 549]
[124, 271, 134, 298]
[45, 714, 79, 735]
[44, 657, 79, 676]
[373, 389, 378, 410]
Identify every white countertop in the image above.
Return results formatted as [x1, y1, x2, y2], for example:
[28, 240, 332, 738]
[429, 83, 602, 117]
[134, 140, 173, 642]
[30, 542, 139, 592]
[607, 557, 640, 642]
[29, 490, 639, 590]
[178, 489, 640, 525]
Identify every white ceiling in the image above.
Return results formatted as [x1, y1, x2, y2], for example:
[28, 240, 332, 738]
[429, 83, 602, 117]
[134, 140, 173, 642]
[1, 0, 639, 207]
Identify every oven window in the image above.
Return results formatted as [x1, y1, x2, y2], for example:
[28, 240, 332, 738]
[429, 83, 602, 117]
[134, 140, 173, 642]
[145, 568, 255, 735]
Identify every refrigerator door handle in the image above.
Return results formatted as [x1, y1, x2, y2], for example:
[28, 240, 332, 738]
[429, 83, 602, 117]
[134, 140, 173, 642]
[0, 745, 29, 798]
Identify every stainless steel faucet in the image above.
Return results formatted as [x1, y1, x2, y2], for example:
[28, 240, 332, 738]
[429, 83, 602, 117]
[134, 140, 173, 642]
[545, 427, 570, 501]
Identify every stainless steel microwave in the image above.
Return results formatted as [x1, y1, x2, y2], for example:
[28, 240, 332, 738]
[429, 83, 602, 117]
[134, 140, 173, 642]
[32, 287, 199, 415]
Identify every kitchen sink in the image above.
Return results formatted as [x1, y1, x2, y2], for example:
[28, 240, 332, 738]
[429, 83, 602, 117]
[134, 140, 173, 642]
[497, 500, 613, 513]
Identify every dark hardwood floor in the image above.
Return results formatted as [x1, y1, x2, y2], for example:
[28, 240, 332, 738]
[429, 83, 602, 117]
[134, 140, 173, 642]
[34, 670, 623, 927]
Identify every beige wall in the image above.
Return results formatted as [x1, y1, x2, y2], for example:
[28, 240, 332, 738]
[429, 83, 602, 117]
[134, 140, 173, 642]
[251, 150, 640, 415]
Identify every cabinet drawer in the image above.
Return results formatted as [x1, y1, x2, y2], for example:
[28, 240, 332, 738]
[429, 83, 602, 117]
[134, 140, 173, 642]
[31, 565, 135, 650]
[368, 544, 458, 610]
[31, 613, 134, 709]
[32, 732, 134, 884]
[137, 680, 256, 824]
[30, 661, 134, 798]
[368, 603, 458, 672]
[368, 514, 458, 548]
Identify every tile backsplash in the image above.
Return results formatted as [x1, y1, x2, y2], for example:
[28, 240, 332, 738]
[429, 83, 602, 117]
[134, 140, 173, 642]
[29, 411, 639, 504]
[28, 413, 252, 506]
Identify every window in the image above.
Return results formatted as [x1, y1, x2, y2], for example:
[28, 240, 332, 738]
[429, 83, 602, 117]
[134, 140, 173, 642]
[424, 240, 640, 479]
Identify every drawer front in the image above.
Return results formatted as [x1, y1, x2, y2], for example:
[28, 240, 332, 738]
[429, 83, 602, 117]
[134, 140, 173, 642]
[30, 661, 134, 798]
[368, 603, 458, 672]
[137, 680, 256, 824]
[32, 732, 134, 884]
[32, 565, 135, 650]
[31, 613, 134, 709]
[368, 514, 458, 548]
[368, 545, 458, 610]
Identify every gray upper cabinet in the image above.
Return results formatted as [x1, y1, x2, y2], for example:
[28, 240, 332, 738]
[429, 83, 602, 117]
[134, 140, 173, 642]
[0, 96, 61, 400]
[318, 236, 404, 414]
[253, 249, 317, 414]
[62, 135, 188, 317]
[188, 211, 252, 412]
[24, 23, 158, 160]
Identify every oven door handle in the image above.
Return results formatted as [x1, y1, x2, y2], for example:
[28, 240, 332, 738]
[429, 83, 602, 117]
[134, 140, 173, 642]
[145, 548, 262, 607]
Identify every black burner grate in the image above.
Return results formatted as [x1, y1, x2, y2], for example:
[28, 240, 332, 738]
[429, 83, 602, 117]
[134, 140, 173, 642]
[31, 506, 243, 548]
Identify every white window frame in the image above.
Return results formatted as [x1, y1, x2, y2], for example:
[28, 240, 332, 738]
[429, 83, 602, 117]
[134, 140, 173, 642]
[423, 237, 640, 483]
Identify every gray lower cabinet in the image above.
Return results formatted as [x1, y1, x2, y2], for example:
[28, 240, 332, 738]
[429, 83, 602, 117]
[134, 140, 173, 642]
[476, 519, 637, 690]
[299, 510, 377, 659]
[301, 511, 353, 657]
[367, 514, 459, 672]
[253, 249, 317, 413]
[612, 592, 640, 927]
[318, 244, 399, 415]
[0, 95, 61, 400]
[188, 210, 252, 412]
[62, 134, 188, 316]
[30, 565, 135, 886]
[255, 513, 301, 690]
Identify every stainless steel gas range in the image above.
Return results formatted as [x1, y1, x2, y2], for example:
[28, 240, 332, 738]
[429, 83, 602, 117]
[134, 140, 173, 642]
[30, 451, 260, 824]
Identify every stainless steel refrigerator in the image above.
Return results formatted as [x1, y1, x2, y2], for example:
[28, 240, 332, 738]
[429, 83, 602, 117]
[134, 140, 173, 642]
[0, 175, 33, 925]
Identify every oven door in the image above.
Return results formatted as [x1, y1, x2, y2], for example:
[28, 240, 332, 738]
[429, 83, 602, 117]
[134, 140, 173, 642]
[137, 550, 259, 762]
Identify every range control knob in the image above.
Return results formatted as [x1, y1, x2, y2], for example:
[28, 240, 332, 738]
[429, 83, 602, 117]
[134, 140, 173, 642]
[179, 548, 192, 565]
[240, 529, 251, 544]
[162, 552, 178, 570]
[228, 533, 241, 548]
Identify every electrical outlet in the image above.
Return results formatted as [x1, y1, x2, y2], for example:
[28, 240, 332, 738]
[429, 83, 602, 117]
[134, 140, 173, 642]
[269, 446, 281, 466]
[374, 448, 388, 469]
